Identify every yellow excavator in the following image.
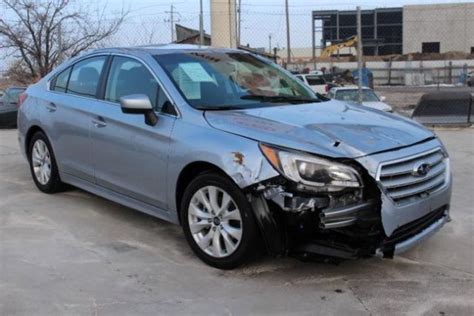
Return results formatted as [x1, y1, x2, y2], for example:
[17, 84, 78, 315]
[321, 36, 358, 58]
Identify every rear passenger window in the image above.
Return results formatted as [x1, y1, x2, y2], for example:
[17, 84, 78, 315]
[67, 56, 107, 98]
[52, 67, 71, 92]
[105, 56, 170, 112]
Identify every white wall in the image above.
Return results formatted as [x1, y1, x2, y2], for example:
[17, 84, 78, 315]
[403, 3, 474, 54]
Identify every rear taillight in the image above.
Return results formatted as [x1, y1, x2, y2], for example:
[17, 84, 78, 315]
[325, 85, 330, 93]
[18, 93, 27, 107]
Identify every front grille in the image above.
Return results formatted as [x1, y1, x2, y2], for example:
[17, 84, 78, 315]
[377, 148, 447, 204]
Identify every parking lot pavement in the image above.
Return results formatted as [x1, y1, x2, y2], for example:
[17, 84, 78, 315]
[0, 128, 473, 316]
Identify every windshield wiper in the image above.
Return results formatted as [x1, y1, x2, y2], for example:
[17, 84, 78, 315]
[240, 95, 321, 104]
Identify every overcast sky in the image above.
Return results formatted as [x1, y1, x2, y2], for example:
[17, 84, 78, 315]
[1, 0, 473, 69]
[90, 0, 473, 49]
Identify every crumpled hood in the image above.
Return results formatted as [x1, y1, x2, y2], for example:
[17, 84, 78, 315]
[204, 100, 434, 158]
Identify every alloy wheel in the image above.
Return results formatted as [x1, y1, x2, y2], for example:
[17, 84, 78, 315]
[31, 139, 52, 185]
[188, 185, 243, 258]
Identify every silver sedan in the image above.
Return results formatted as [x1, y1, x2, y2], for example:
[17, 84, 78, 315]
[18, 45, 451, 269]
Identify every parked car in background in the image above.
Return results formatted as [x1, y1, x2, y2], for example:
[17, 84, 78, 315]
[467, 71, 474, 87]
[295, 74, 328, 94]
[0, 86, 26, 128]
[309, 70, 324, 76]
[327, 86, 393, 112]
[18, 45, 451, 269]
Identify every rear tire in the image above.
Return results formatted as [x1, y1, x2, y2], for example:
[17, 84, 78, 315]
[28, 131, 66, 193]
[180, 172, 259, 269]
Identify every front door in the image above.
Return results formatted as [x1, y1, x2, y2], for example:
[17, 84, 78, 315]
[90, 56, 176, 210]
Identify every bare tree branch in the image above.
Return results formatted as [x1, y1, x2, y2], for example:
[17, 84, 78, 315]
[0, 0, 128, 82]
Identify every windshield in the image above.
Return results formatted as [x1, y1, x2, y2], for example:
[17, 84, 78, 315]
[154, 52, 318, 110]
[335, 89, 380, 102]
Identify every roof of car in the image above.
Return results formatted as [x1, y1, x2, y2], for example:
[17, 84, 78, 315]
[90, 44, 242, 56]
[331, 86, 371, 91]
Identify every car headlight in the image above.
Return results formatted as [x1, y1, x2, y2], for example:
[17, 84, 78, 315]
[260, 144, 362, 192]
[437, 137, 450, 158]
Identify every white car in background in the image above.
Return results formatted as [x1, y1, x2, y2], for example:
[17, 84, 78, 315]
[327, 86, 393, 112]
[309, 70, 324, 76]
[295, 74, 327, 95]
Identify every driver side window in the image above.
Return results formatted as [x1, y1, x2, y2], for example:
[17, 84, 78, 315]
[105, 56, 171, 113]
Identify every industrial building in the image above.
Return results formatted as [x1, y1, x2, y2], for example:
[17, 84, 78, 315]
[312, 2, 474, 57]
[403, 3, 474, 55]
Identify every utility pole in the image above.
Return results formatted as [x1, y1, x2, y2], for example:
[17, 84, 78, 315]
[268, 34, 272, 54]
[285, 0, 291, 67]
[356, 6, 363, 104]
[234, 0, 239, 47]
[199, 0, 204, 46]
[311, 13, 315, 62]
[170, 5, 175, 42]
[237, 0, 242, 45]
[165, 5, 180, 42]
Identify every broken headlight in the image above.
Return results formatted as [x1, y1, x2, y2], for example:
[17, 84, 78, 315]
[260, 144, 362, 192]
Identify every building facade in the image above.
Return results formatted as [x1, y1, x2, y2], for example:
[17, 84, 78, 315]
[403, 3, 474, 54]
[312, 8, 403, 57]
[312, 2, 474, 57]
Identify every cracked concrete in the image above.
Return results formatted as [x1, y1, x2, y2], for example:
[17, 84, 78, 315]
[0, 128, 473, 315]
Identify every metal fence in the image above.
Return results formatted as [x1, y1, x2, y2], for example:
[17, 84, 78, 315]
[102, 1, 474, 90]
[1, 1, 473, 122]
[108, 1, 474, 123]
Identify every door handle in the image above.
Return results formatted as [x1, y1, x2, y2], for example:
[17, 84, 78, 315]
[46, 102, 57, 112]
[92, 117, 107, 128]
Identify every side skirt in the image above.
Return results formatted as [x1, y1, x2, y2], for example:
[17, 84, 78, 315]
[60, 172, 178, 224]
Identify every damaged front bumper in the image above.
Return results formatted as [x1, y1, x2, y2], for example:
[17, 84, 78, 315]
[377, 208, 449, 257]
[249, 139, 452, 261]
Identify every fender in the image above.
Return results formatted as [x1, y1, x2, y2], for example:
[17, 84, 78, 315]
[250, 194, 287, 256]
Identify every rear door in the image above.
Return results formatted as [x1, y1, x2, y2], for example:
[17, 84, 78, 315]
[45, 55, 108, 182]
[90, 55, 176, 210]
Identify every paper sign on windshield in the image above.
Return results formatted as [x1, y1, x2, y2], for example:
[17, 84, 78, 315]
[179, 63, 214, 82]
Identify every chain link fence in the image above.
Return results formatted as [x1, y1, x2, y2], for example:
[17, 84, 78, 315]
[1, 1, 473, 122]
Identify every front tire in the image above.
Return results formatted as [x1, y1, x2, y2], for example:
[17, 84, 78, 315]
[180, 172, 258, 269]
[28, 131, 66, 193]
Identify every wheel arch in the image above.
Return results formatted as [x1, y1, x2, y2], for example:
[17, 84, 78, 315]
[25, 125, 47, 157]
[175, 161, 229, 224]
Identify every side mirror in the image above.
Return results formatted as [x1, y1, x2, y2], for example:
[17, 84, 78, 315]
[380, 96, 386, 102]
[120, 94, 158, 126]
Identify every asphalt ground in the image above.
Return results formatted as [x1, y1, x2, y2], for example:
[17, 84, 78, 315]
[1, 128, 473, 315]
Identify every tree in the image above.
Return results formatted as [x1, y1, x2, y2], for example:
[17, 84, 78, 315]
[0, 0, 127, 83]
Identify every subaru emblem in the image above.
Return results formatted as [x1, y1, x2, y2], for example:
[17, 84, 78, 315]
[412, 161, 431, 177]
